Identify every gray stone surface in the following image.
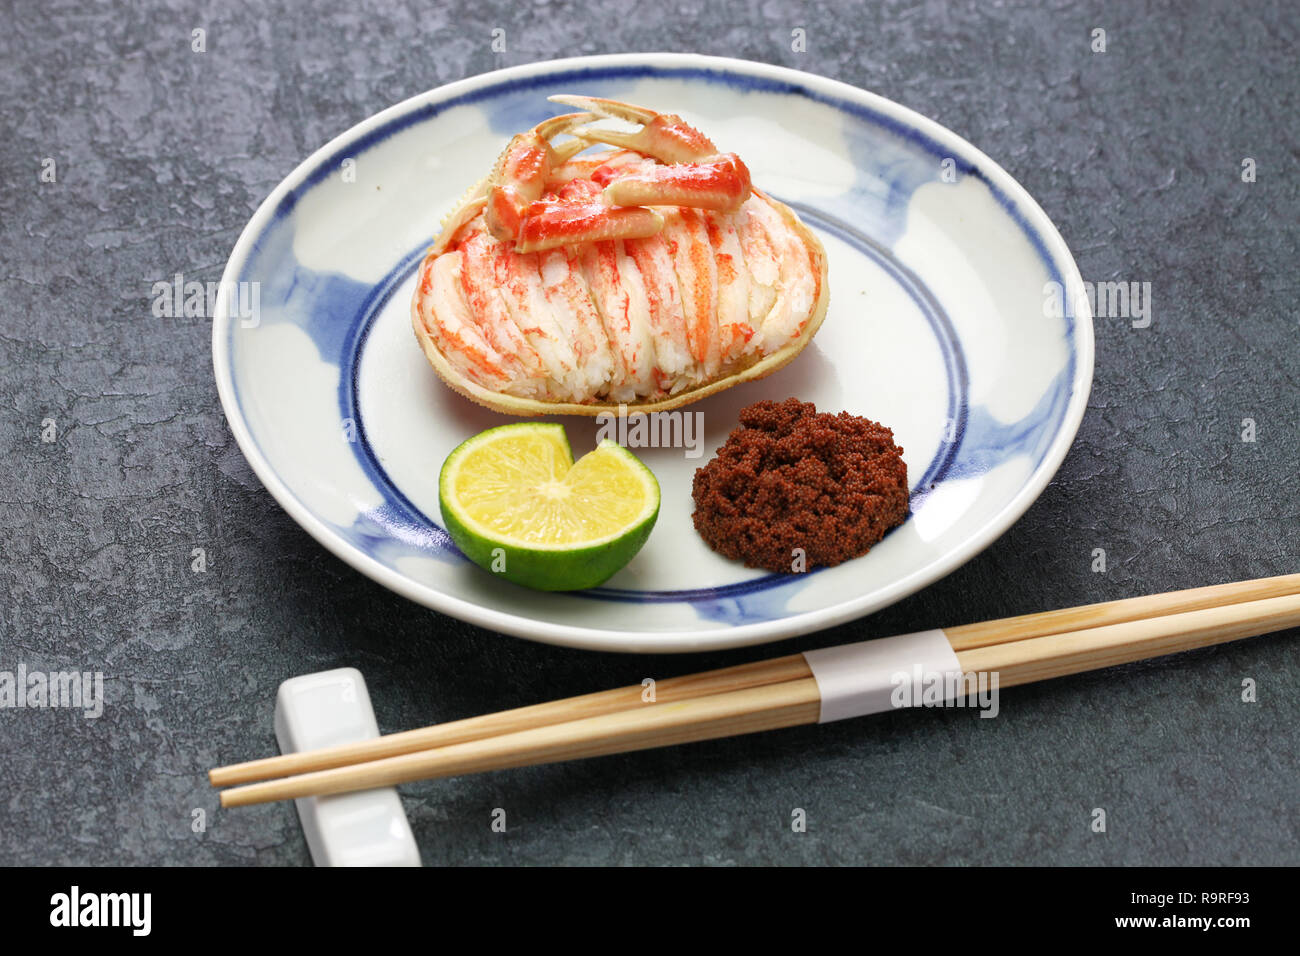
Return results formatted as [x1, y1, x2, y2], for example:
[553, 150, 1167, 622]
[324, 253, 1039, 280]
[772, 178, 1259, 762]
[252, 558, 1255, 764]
[1, 0, 1296, 866]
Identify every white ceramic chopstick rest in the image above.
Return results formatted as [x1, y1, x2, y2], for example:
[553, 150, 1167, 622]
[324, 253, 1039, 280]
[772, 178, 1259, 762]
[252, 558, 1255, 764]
[274, 668, 421, 866]
[802, 629, 962, 722]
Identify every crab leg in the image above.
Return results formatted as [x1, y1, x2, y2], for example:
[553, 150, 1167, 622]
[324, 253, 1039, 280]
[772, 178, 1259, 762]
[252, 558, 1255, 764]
[550, 95, 753, 213]
[593, 155, 752, 213]
[513, 199, 663, 255]
[483, 112, 592, 243]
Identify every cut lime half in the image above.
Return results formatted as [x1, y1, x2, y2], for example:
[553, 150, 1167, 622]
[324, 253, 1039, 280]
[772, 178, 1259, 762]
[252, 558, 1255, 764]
[439, 423, 660, 591]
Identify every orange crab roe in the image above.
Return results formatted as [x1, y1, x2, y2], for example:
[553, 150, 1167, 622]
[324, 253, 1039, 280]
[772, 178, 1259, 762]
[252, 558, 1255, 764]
[691, 399, 909, 573]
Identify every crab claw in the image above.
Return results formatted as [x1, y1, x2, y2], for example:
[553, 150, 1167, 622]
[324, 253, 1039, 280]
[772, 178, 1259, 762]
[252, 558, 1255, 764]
[484, 112, 593, 242]
[548, 95, 752, 213]
[549, 95, 718, 163]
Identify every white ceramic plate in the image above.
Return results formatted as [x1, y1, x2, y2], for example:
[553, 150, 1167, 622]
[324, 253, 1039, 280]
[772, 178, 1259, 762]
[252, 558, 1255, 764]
[213, 54, 1093, 653]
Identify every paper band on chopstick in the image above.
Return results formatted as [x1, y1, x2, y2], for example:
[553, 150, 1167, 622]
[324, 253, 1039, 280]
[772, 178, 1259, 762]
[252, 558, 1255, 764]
[802, 629, 962, 723]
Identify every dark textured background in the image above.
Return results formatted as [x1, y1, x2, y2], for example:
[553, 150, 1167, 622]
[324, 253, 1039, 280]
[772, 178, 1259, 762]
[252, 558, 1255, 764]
[1, 0, 1296, 866]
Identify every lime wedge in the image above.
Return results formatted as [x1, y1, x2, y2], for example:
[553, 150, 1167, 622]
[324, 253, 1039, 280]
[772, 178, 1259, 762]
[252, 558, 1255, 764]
[439, 423, 660, 591]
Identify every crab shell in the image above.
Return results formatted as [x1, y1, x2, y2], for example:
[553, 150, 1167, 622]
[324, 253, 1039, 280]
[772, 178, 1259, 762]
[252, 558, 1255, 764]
[410, 184, 829, 418]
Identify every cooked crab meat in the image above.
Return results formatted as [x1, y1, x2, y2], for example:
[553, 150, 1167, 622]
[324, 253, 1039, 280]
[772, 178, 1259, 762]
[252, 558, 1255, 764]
[411, 95, 828, 415]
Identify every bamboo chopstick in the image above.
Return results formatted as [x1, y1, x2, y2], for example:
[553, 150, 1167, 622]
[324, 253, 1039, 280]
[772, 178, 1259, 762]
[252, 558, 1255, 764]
[957, 590, 1300, 687]
[222, 680, 824, 807]
[210, 573, 1300, 789]
[215, 587, 1300, 808]
[943, 571, 1300, 650]
[211, 572, 1300, 787]
[209, 654, 812, 787]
